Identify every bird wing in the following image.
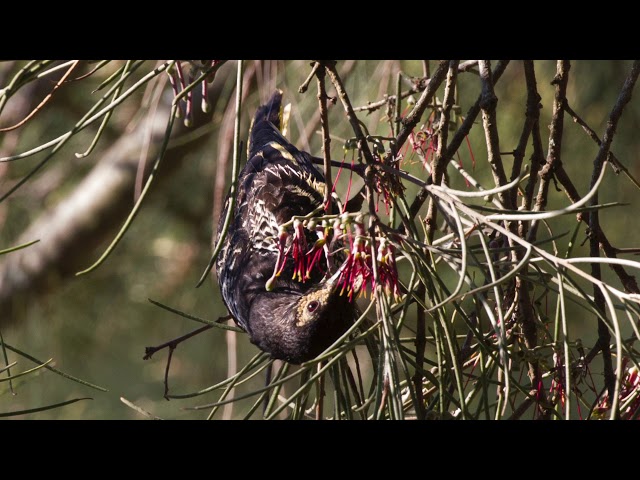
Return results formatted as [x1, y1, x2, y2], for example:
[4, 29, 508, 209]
[215, 90, 336, 332]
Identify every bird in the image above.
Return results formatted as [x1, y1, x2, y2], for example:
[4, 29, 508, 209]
[215, 90, 355, 364]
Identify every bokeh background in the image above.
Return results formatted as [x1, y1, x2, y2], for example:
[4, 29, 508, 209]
[1, 60, 639, 419]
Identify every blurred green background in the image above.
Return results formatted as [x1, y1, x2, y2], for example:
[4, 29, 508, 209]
[1, 60, 639, 419]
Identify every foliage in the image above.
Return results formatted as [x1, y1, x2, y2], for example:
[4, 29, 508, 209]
[1, 60, 640, 419]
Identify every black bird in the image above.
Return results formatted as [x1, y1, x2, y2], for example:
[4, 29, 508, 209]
[215, 90, 355, 364]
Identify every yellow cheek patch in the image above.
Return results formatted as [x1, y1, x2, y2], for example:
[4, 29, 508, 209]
[295, 287, 332, 327]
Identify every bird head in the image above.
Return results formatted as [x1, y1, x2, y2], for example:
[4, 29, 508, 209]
[247, 277, 354, 364]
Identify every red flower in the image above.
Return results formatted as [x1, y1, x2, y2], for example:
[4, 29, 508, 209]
[334, 218, 401, 302]
[593, 358, 640, 420]
[168, 61, 221, 125]
[266, 214, 401, 304]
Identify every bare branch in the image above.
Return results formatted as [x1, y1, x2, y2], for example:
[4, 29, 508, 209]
[0, 80, 218, 325]
[425, 60, 459, 242]
[353, 60, 479, 114]
[588, 60, 640, 404]
[395, 60, 449, 155]
[478, 60, 510, 208]
[529, 60, 571, 241]
[315, 63, 333, 213]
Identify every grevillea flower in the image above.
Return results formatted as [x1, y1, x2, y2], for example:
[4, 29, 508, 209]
[168, 60, 221, 126]
[290, 219, 330, 283]
[265, 227, 289, 291]
[266, 215, 401, 303]
[334, 218, 401, 302]
[550, 351, 567, 408]
[371, 152, 405, 216]
[592, 358, 640, 420]
[265, 220, 329, 290]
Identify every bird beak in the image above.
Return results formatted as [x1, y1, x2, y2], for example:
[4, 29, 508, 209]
[324, 262, 353, 296]
[325, 264, 344, 289]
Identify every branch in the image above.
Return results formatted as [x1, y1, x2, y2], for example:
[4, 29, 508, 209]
[353, 60, 479, 114]
[529, 60, 570, 241]
[298, 62, 321, 94]
[405, 61, 510, 221]
[324, 61, 376, 165]
[518, 61, 548, 244]
[413, 283, 426, 420]
[0, 60, 80, 132]
[511, 60, 542, 211]
[479, 60, 550, 418]
[144, 324, 213, 399]
[315, 63, 333, 213]
[564, 103, 628, 177]
[395, 60, 449, 155]
[545, 102, 640, 295]
[478, 60, 510, 208]
[425, 60, 458, 242]
[0, 76, 220, 326]
[588, 60, 640, 405]
[323, 61, 381, 226]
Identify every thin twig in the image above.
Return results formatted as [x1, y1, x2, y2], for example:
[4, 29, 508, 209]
[353, 60, 479, 114]
[425, 60, 458, 242]
[564, 103, 629, 178]
[395, 61, 449, 156]
[588, 60, 640, 407]
[520, 60, 546, 237]
[544, 102, 640, 295]
[298, 61, 321, 93]
[71, 60, 110, 82]
[0, 327, 13, 394]
[529, 60, 570, 241]
[0, 60, 80, 132]
[197, 60, 244, 287]
[413, 284, 426, 420]
[324, 61, 376, 166]
[316, 63, 333, 213]
[144, 324, 212, 360]
[222, 329, 238, 420]
[478, 61, 509, 209]
[144, 324, 213, 399]
[120, 397, 164, 420]
[511, 60, 541, 211]
[316, 362, 325, 420]
[1, 342, 107, 392]
[405, 61, 510, 220]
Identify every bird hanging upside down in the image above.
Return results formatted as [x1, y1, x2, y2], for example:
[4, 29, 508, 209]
[215, 90, 355, 364]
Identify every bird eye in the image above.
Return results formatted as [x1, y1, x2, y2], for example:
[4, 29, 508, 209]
[307, 300, 320, 313]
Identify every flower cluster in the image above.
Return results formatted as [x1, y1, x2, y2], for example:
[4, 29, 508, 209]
[333, 217, 401, 302]
[265, 220, 331, 291]
[593, 359, 640, 420]
[549, 351, 568, 411]
[404, 113, 476, 188]
[265, 214, 401, 303]
[290, 219, 328, 283]
[371, 152, 405, 216]
[408, 124, 436, 167]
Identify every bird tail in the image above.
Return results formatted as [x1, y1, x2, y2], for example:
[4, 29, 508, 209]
[248, 89, 285, 158]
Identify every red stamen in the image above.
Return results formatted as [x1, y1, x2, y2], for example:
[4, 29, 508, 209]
[457, 151, 470, 188]
[342, 152, 355, 214]
[464, 134, 476, 170]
